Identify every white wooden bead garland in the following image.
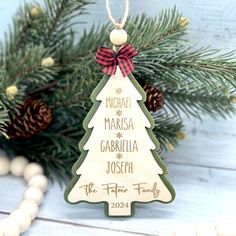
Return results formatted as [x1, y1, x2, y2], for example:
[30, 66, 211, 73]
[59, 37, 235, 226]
[174, 224, 196, 236]
[172, 220, 236, 236]
[10, 156, 29, 177]
[0, 155, 10, 176]
[0, 154, 48, 236]
[216, 219, 236, 236]
[196, 223, 217, 236]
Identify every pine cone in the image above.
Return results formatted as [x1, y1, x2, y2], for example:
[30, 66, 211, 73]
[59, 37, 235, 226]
[6, 99, 52, 139]
[138, 78, 164, 112]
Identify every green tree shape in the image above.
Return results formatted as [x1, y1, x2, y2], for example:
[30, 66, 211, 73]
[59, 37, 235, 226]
[65, 67, 175, 217]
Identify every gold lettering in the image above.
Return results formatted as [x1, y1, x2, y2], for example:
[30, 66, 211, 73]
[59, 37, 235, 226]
[79, 182, 97, 196]
[102, 183, 128, 198]
[106, 161, 134, 174]
[100, 140, 138, 152]
[133, 182, 160, 198]
[106, 97, 132, 108]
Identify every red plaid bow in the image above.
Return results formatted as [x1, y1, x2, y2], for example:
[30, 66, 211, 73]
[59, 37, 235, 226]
[96, 44, 138, 77]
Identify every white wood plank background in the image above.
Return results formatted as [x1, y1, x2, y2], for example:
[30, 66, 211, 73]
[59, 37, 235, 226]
[1, 0, 236, 235]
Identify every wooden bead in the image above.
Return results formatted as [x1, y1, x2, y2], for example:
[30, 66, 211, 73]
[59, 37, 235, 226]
[10, 156, 29, 177]
[216, 219, 236, 236]
[196, 223, 217, 236]
[23, 163, 43, 181]
[28, 174, 48, 192]
[10, 209, 31, 233]
[0, 155, 10, 176]
[24, 187, 44, 205]
[110, 28, 128, 46]
[0, 218, 20, 236]
[174, 224, 196, 236]
[19, 199, 39, 220]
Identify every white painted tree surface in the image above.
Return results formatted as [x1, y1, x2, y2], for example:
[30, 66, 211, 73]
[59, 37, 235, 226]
[0, 0, 236, 235]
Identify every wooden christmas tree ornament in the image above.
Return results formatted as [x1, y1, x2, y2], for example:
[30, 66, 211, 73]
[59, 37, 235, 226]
[64, 0, 175, 217]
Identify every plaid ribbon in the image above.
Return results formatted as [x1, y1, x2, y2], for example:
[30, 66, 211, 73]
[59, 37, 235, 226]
[96, 44, 138, 77]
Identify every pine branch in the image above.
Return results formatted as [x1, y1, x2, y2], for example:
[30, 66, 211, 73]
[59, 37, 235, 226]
[0, 134, 79, 181]
[51, 73, 93, 110]
[43, 0, 93, 51]
[0, 68, 25, 118]
[162, 48, 236, 88]
[70, 8, 187, 62]
[153, 112, 184, 151]
[164, 90, 235, 119]
[135, 46, 236, 120]
[135, 47, 236, 87]
[139, 74, 235, 120]
[0, 3, 33, 65]
[128, 7, 187, 51]
[0, 106, 9, 135]
[28, 80, 59, 97]
[0, 0, 93, 64]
